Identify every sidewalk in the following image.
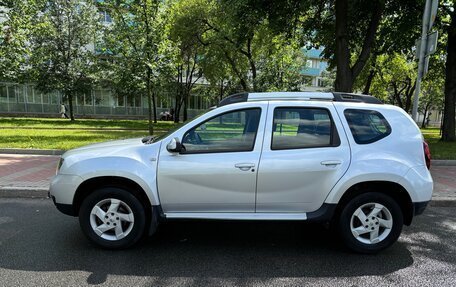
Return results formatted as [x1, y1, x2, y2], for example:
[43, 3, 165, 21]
[0, 154, 58, 197]
[0, 154, 455, 204]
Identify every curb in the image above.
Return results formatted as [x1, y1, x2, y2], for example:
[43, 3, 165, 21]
[0, 188, 48, 198]
[432, 160, 456, 166]
[0, 148, 64, 155]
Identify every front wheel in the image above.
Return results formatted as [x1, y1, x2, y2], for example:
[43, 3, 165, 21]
[338, 192, 403, 254]
[79, 187, 146, 249]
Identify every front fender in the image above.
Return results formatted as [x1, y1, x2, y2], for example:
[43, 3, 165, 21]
[63, 156, 160, 206]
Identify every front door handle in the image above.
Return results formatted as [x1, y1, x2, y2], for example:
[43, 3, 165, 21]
[321, 160, 342, 167]
[235, 163, 255, 171]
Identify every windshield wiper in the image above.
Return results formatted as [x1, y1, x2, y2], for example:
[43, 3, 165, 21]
[142, 135, 157, 144]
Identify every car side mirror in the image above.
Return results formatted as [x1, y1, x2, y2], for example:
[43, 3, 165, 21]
[166, 137, 183, 153]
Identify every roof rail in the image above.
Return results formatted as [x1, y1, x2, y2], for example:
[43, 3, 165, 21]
[332, 92, 383, 104]
[217, 92, 383, 107]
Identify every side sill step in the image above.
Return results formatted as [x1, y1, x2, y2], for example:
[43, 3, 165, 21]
[164, 212, 307, 221]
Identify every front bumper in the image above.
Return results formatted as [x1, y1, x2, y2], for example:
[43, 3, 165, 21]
[49, 174, 83, 216]
[413, 201, 430, 216]
[49, 192, 77, 216]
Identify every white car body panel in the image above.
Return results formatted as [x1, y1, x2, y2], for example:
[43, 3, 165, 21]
[54, 139, 162, 206]
[256, 101, 351, 213]
[49, 93, 433, 222]
[324, 103, 430, 204]
[157, 102, 268, 213]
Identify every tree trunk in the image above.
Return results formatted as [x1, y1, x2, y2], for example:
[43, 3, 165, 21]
[334, 0, 353, 92]
[174, 66, 182, 123]
[442, 9, 456, 142]
[334, 0, 383, 92]
[152, 89, 157, 123]
[146, 68, 153, 135]
[421, 103, 429, 129]
[404, 79, 416, 113]
[363, 69, 375, 94]
[68, 93, 75, 121]
[183, 90, 188, 122]
[219, 79, 224, 101]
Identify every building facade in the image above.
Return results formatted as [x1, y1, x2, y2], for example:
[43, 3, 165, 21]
[0, 83, 215, 119]
[301, 48, 331, 91]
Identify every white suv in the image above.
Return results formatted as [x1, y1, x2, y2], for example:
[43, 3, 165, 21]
[49, 92, 433, 253]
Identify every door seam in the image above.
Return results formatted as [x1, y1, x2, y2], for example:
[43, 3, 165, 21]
[254, 102, 270, 212]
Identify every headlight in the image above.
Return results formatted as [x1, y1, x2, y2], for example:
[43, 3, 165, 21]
[56, 157, 64, 174]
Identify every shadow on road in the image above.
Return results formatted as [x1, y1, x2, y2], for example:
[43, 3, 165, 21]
[2, 199, 444, 286]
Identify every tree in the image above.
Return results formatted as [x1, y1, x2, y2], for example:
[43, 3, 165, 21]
[167, 0, 205, 122]
[168, 0, 306, 95]
[419, 79, 444, 128]
[102, 0, 166, 134]
[28, 0, 100, 121]
[441, 1, 456, 141]
[233, 0, 424, 92]
[0, 0, 37, 82]
[354, 53, 417, 112]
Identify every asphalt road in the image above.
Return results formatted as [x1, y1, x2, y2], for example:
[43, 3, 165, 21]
[0, 198, 455, 287]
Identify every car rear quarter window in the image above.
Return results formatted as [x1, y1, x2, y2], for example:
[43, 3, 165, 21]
[344, 109, 391, 144]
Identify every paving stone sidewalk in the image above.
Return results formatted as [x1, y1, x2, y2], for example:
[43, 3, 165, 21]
[0, 154, 455, 202]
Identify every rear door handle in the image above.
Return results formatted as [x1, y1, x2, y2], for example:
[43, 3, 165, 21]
[321, 160, 342, 167]
[235, 163, 255, 171]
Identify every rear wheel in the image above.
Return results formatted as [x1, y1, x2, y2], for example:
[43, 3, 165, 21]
[338, 192, 403, 254]
[79, 187, 146, 249]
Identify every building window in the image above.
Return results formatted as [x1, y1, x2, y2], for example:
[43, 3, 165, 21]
[7, 86, 16, 103]
[117, 95, 125, 107]
[94, 89, 113, 106]
[26, 85, 34, 103]
[99, 11, 112, 23]
[16, 85, 25, 103]
[0, 85, 7, 103]
[49, 91, 60, 104]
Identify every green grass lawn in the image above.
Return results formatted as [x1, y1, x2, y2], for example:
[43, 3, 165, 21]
[0, 117, 177, 130]
[0, 117, 179, 150]
[421, 127, 456, 160]
[0, 117, 455, 159]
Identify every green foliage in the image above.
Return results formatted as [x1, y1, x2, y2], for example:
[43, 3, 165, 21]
[26, 0, 101, 120]
[166, 0, 306, 93]
[0, 0, 39, 81]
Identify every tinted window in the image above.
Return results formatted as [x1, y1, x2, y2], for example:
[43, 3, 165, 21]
[344, 109, 391, 144]
[182, 108, 261, 153]
[271, 107, 339, 150]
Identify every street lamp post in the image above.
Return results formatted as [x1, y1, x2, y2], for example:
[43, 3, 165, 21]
[412, 0, 438, 122]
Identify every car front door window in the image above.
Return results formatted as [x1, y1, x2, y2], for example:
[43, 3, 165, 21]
[182, 108, 261, 153]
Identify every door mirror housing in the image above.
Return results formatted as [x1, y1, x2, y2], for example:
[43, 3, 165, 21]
[166, 137, 183, 153]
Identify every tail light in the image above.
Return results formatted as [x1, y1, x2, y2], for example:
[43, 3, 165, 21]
[423, 141, 431, 169]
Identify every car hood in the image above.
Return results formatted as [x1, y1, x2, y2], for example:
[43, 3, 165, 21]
[58, 137, 163, 177]
[63, 138, 146, 157]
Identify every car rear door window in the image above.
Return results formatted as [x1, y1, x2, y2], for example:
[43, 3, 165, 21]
[344, 109, 391, 144]
[271, 107, 339, 150]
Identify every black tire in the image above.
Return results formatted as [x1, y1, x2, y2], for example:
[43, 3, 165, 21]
[79, 187, 146, 249]
[338, 192, 403, 254]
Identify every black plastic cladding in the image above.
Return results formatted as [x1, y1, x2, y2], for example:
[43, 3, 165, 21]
[217, 92, 383, 107]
